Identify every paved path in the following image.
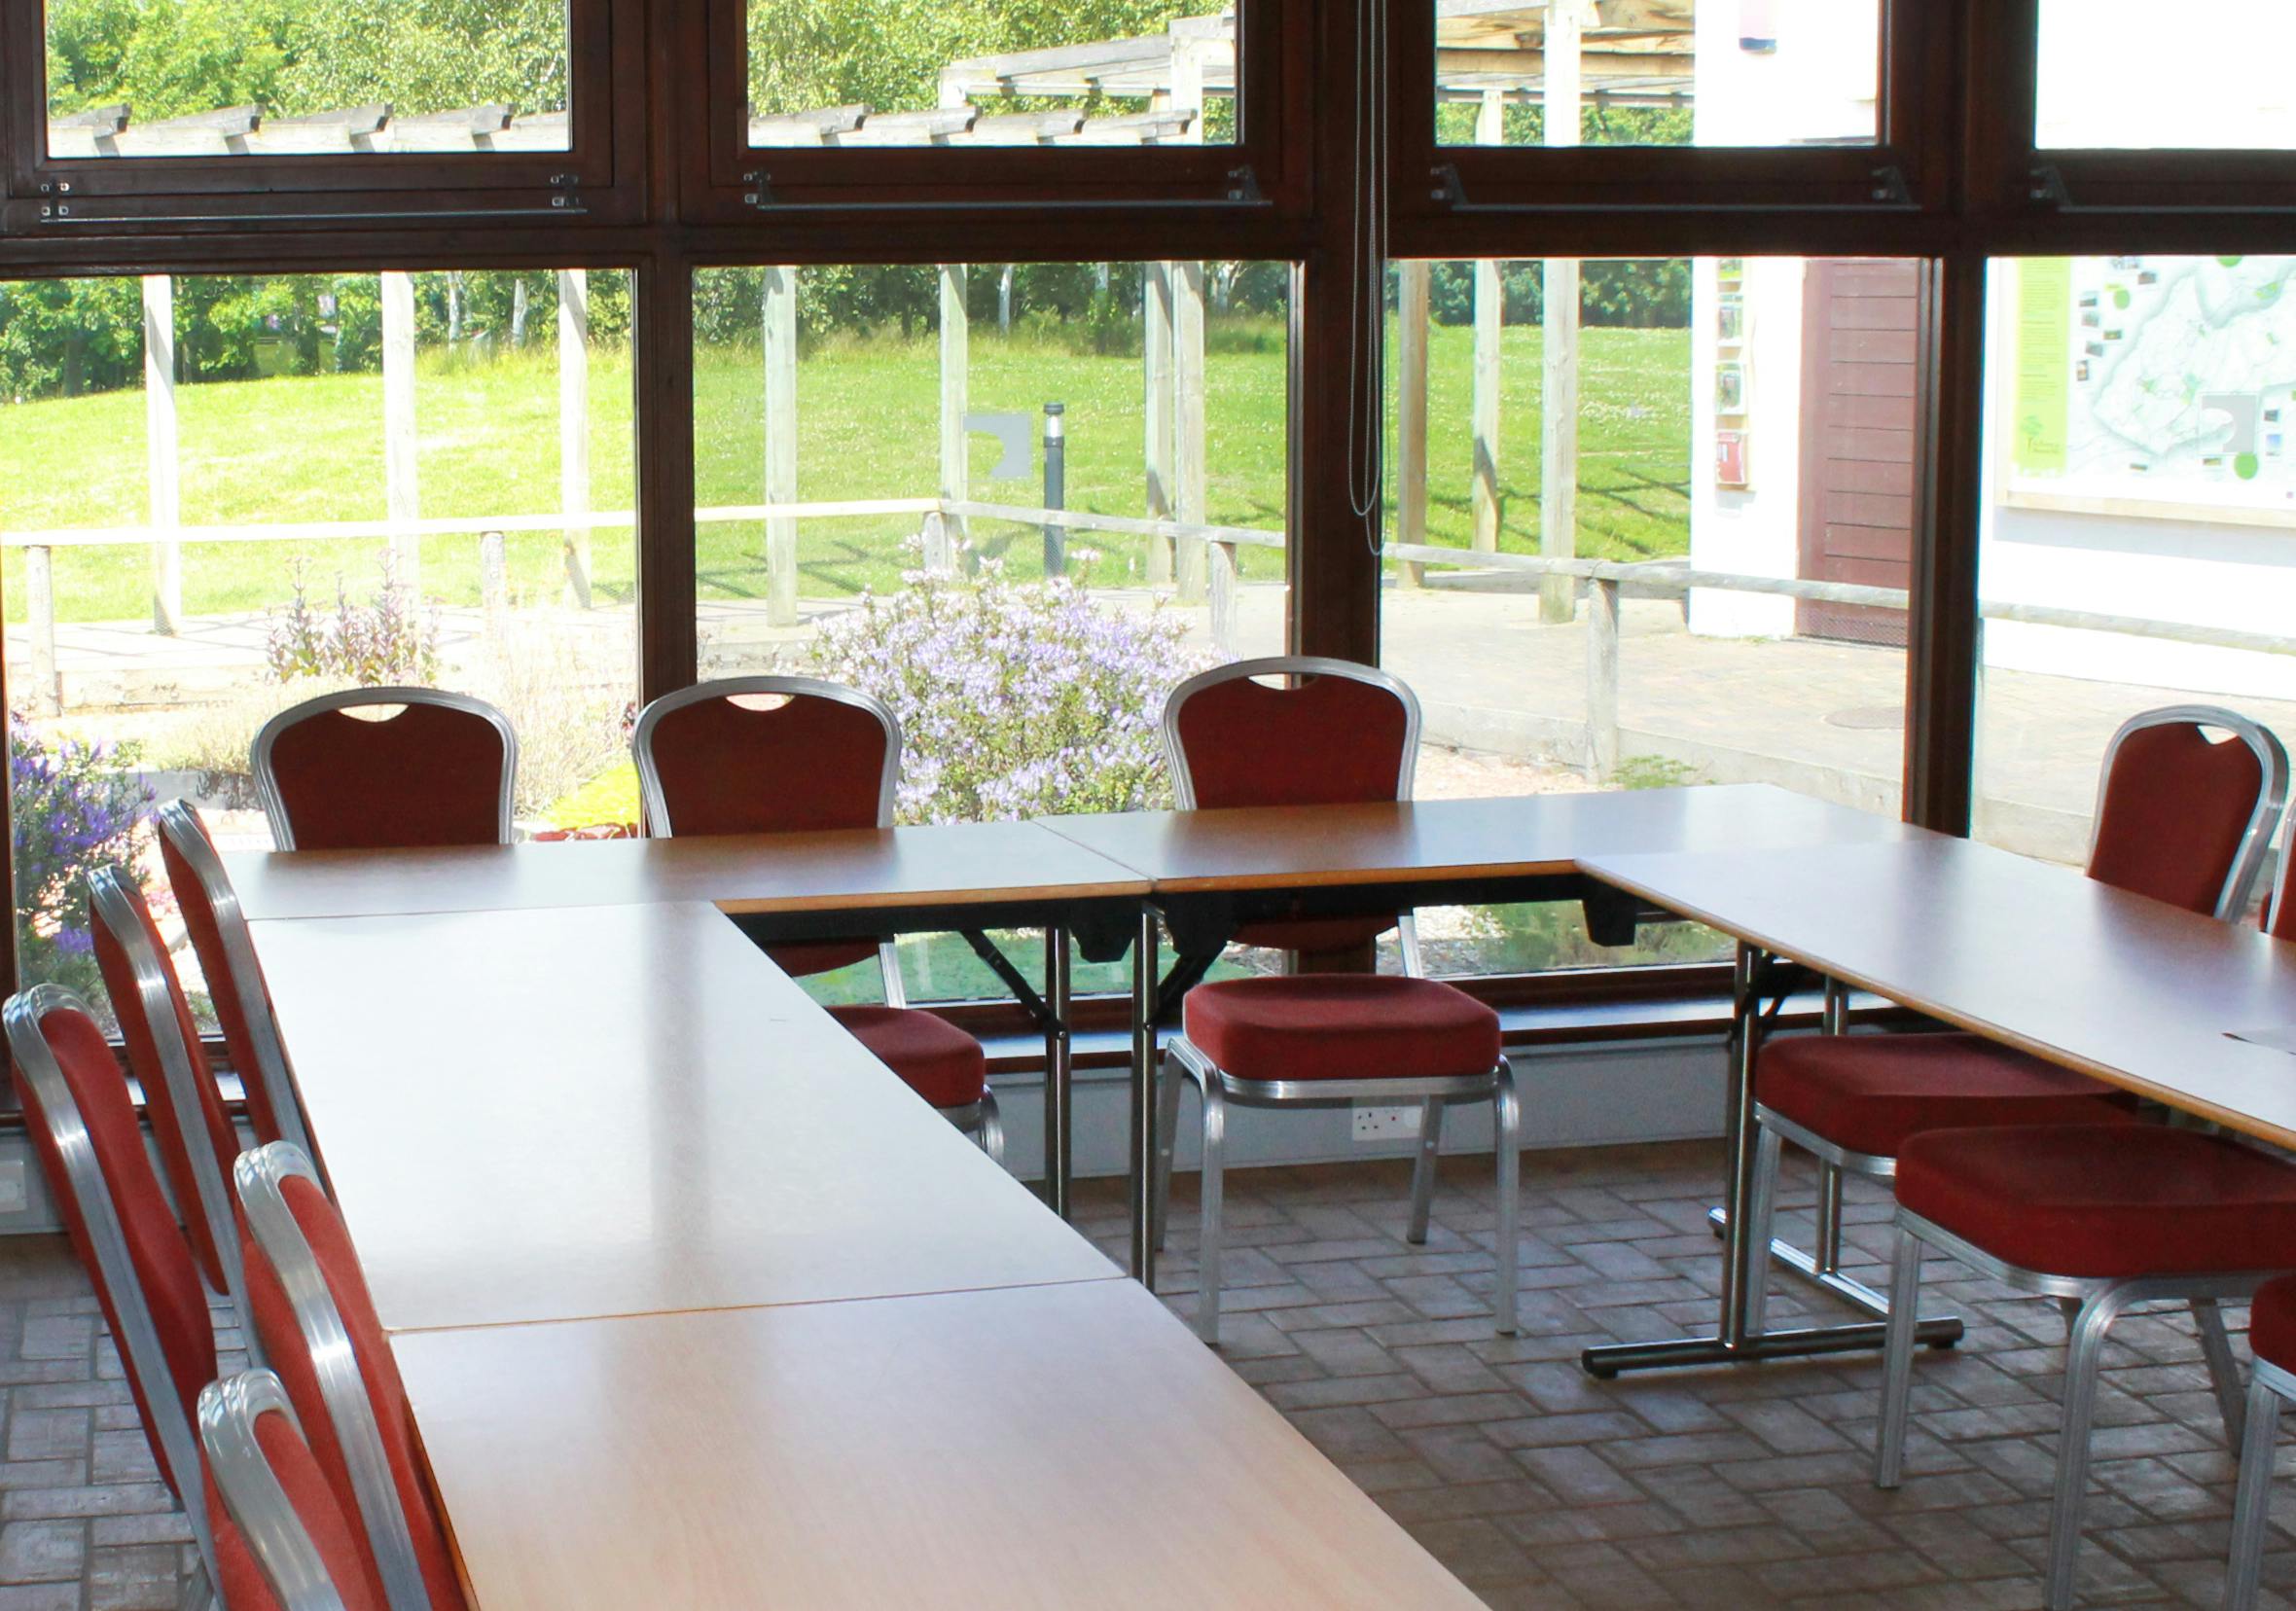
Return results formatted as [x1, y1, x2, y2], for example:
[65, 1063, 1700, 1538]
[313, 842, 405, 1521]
[18, 580, 2296, 866]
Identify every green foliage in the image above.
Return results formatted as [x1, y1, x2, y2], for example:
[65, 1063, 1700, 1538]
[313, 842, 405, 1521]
[9, 716, 151, 1003]
[1421, 261, 1692, 332]
[1613, 754, 1705, 791]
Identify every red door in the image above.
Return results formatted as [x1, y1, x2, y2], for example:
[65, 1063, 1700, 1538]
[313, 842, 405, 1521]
[1796, 259, 1919, 647]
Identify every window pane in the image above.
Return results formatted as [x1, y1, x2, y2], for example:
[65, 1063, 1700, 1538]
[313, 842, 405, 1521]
[0, 269, 637, 1020]
[693, 260, 1287, 1002]
[746, 3, 1238, 148]
[1979, 255, 2296, 882]
[1382, 255, 1915, 974]
[43, 1, 573, 158]
[1435, 0, 1879, 149]
[2037, 1, 2296, 151]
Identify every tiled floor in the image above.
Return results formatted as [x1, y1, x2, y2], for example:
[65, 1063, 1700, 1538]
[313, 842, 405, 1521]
[5, 1139, 2293, 1609]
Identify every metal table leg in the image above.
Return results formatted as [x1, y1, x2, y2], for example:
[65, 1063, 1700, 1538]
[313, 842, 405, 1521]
[1583, 942, 1962, 1378]
[1042, 926, 1074, 1219]
[1130, 909, 1162, 1287]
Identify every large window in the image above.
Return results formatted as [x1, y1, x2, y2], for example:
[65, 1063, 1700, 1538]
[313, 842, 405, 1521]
[1976, 254, 2296, 875]
[0, 268, 637, 1015]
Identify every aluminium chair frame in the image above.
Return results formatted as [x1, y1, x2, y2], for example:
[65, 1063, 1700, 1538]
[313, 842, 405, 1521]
[1735, 703, 2291, 1331]
[631, 676, 1003, 1156]
[88, 867, 252, 1330]
[1877, 1206, 2267, 1611]
[1155, 658, 1517, 1343]
[199, 1369, 353, 1611]
[252, 688, 520, 851]
[156, 801, 318, 1166]
[2224, 1351, 2296, 1611]
[236, 1143, 434, 1611]
[3, 985, 218, 1586]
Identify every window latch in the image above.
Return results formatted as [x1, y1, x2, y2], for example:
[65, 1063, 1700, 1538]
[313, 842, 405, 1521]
[1430, 163, 1466, 207]
[741, 170, 778, 209]
[2028, 164, 2072, 208]
[1869, 164, 1912, 206]
[1225, 165, 1263, 203]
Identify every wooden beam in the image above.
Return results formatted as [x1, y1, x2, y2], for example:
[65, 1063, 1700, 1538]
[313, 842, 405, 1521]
[558, 268, 593, 610]
[762, 266, 800, 627]
[1173, 260, 1208, 604]
[1472, 92, 1506, 556]
[1396, 262, 1432, 590]
[1539, 3, 1585, 625]
[142, 275, 181, 635]
[940, 265, 970, 564]
[1145, 262, 1177, 585]
[380, 271, 421, 594]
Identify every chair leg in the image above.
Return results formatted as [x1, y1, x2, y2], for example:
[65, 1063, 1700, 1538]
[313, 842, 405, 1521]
[2225, 1373, 2284, 1611]
[2046, 1289, 2124, 1611]
[1742, 1123, 1783, 1341]
[1153, 1057, 1184, 1254]
[2194, 1297, 2247, 1457]
[974, 1090, 1005, 1167]
[1407, 1098, 1446, 1246]
[1491, 1062, 1521, 1337]
[1875, 1223, 1924, 1488]
[1197, 1080, 1227, 1346]
[1813, 1160, 1847, 1276]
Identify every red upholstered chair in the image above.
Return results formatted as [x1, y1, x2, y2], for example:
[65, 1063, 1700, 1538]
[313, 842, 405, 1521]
[234, 1141, 468, 1611]
[1152, 658, 1519, 1344]
[157, 801, 316, 1162]
[631, 678, 1000, 1159]
[89, 866, 250, 1321]
[1740, 705, 2287, 1337]
[4, 987, 222, 1584]
[200, 1371, 384, 1611]
[1877, 1126, 2296, 1610]
[2225, 1274, 2296, 1610]
[253, 689, 518, 851]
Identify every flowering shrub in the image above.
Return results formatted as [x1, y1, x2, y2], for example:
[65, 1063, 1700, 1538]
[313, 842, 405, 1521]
[9, 715, 152, 999]
[265, 554, 440, 687]
[808, 562, 1212, 824]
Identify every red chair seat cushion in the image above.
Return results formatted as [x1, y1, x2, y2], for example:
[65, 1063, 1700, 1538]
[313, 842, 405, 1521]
[831, 1006, 988, 1110]
[1760, 1032, 2138, 1159]
[1896, 1126, 2296, 1279]
[2251, 1274, 2296, 1371]
[1183, 975, 1501, 1083]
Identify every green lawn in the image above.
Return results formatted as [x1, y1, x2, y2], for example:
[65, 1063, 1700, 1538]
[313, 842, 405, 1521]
[0, 323, 1690, 625]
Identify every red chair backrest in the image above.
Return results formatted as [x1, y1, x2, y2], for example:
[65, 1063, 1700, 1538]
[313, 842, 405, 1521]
[206, 1399, 384, 1611]
[90, 876, 241, 1298]
[2088, 716, 2271, 916]
[1166, 661, 1417, 953]
[636, 682, 897, 977]
[157, 806, 295, 1150]
[259, 695, 512, 851]
[241, 1169, 468, 1610]
[8, 995, 215, 1499]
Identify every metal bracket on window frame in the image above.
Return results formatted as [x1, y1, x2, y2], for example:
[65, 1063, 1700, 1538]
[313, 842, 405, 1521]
[1869, 163, 1911, 205]
[2028, 163, 2072, 208]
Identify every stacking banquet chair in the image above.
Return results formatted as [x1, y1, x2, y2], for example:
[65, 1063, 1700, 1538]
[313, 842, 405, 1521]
[2226, 1274, 2296, 1610]
[1740, 705, 2288, 1339]
[235, 1139, 468, 1611]
[5, 986, 222, 1587]
[201, 1371, 384, 1611]
[89, 865, 252, 1326]
[1150, 658, 1518, 1344]
[631, 677, 1001, 1159]
[253, 688, 518, 851]
[158, 801, 316, 1161]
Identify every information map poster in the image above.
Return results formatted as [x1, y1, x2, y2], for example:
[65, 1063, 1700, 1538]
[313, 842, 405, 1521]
[2009, 256, 2296, 520]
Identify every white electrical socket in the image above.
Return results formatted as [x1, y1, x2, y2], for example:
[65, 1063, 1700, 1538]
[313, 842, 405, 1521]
[1352, 1104, 1423, 1143]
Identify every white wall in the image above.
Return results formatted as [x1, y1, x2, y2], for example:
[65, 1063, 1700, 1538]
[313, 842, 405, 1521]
[1689, 256, 1804, 640]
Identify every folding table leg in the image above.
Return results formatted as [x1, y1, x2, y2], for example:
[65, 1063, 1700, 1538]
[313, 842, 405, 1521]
[1130, 909, 1162, 1287]
[1042, 926, 1073, 1219]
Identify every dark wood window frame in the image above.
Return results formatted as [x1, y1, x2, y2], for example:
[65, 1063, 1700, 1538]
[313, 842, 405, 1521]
[1, 0, 645, 230]
[0, 2, 2292, 1014]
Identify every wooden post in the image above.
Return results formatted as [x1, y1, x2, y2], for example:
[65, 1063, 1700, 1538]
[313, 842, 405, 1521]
[1586, 574, 1620, 781]
[1396, 261, 1432, 589]
[142, 275, 182, 635]
[762, 266, 800, 627]
[1174, 260, 1208, 605]
[1144, 262, 1177, 586]
[380, 270, 421, 593]
[1471, 92, 1505, 557]
[939, 265, 970, 560]
[1540, 4, 1586, 626]
[24, 547, 59, 717]
[557, 268, 593, 609]
[1208, 539, 1238, 658]
[480, 530, 509, 639]
[920, 511, 955, 576]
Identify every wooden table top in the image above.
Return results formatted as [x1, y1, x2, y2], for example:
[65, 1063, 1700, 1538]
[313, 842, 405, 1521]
[226, 819, 1150, 922]
[1041, 784, 1921, 894]
[251, 901, 1116, 1332]
[395, 1279, 1482, 1611]
[1582, 836, 2296, 1150]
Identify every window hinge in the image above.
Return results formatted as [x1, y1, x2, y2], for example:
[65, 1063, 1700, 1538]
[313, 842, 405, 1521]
[1869, 163, 1911, 205]
[2029, 163, 2071, 208]
[1225, 164, 1262, 203]
[1431, 163, 1466, 207]
[741, 170, 777, 208]
[548, 172, 581, 210]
